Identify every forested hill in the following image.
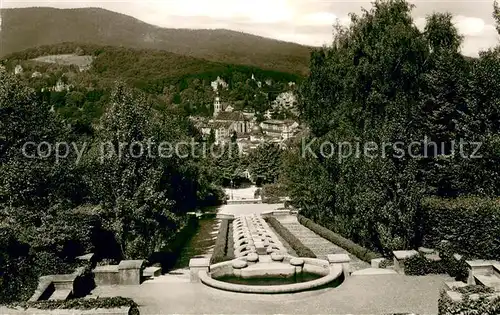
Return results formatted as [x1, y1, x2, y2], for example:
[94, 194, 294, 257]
[2, 43, 302, 92]
[2, 43, 301, 129]
[0, 7, 312, 75]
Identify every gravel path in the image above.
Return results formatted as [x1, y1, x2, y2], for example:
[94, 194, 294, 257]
[276, 215, 370, 272]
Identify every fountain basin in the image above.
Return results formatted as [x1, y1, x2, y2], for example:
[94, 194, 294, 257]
[199, 255, 343, 294]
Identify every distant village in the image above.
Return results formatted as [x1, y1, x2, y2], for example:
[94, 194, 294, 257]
[190, 75, 302, 154]
[9, 64, 303, 153]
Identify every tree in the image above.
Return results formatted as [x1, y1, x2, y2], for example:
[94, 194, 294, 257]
[494, 0, 500, 35]
[247, 143, 283, 184]
[208, 129, 216, 144]
[82, 83, 179, 258]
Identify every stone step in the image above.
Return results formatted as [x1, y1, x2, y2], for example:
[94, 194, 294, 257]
[475, 275, 500, 291]
[48, 289, 72, 301]
[493, 264, 500, 278]
[351, 268, 398, 276]
[444, 281, 467, 290]
[144, 266, 162, 278]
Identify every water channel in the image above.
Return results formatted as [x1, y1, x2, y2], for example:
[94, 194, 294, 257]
[172, 207, 221, 269]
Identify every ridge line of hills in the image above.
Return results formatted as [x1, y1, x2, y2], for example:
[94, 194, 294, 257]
[0, 7, 313, 76]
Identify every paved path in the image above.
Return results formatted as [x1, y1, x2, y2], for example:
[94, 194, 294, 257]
[90, 273, 450, 314]
[218, 203, 284, 216]
[276, 215, 370, 272]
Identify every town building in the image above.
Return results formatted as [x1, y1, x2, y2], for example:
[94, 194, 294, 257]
[260, 120, 299, 140]
[272, 91, 297, 109]
[211, 76, 228, 91]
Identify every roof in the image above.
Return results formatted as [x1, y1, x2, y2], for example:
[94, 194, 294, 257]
[209, 121, 234, 129]
[215, 111, 248, 122]
[261, 119, 296, 126]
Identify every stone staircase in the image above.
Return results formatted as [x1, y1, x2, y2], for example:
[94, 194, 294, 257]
[275, 216, 369, 272]
[472, 263, 500, 291]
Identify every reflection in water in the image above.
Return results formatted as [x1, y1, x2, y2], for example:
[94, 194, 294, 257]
[214, 273, 323, 286]
[173, 213, 220, 269]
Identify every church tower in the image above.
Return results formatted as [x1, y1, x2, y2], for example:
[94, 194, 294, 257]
[214, 95, 222, 118]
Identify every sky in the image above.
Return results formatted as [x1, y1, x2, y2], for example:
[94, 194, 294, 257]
[2, 0, 499, 56]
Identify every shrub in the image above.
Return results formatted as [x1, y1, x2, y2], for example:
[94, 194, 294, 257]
[12, 297, 138, 314]
[264, 217, 316, 258]
[403, 253, 446, 276]
[210, 219, 233, 264]
[261, 184, 287, 199]
[455, 285, 495, 295]
[379, 259, 394, 269]
[297, 215, 380, 262]
[438, 242, 469, 282]
[438, 288, 500, 315]
[262, 196, 281, 204]
[422, 197, 500, 261]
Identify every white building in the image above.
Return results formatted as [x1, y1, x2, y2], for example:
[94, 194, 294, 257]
[31, 71, 42, 78]
[273, 91, 297, 109]
[260, 120, 299, 140]
[211, 76, 228, 91]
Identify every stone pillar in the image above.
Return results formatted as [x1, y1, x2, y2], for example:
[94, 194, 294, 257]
[189, 258, 210, 283]
[118, 260, 144, 285]
[232, 259, 248, 277]
[290, 258, 305, 275]
[393, 250, 418, 275]
[327, 254, 351, 278]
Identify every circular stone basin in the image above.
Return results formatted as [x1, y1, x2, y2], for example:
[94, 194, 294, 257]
[216, 272, 322, 286]
[200, 256, 344, 294]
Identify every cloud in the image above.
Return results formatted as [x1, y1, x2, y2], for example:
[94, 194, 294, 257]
[454, 16, 487, 36]
[299, 12, 337, 26]
[137, 0, 295, 24]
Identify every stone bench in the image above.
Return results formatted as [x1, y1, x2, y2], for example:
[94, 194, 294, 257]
[29, 267, 87, 302]
[143, 266, 162, 278]
[93, 260, 144, 286]
[466, 260, 497, 285]
[393, 250, 418, 274]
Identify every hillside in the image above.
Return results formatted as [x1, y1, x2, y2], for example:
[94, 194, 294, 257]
[0, 7, 312, 75]
[3, 43, 301, 127]
[2, 43, 302, 91]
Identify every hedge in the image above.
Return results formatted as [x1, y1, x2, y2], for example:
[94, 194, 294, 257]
[438, 241, 469, 281]
[264, 217, 316, 258]
[210, 219, 234, 264]
[403, 254, 447, 276]
[261, 184, 288, 199]
[422, 197, 500, 261]
[298, 215, 380, 263]
[438, 287, 500, 315]
[11, 297, 139, 314]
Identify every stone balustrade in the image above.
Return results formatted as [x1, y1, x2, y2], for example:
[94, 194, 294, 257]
[93, 260, 145, 286]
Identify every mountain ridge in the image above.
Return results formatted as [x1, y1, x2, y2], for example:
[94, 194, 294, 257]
[0, 7, 312, 75]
